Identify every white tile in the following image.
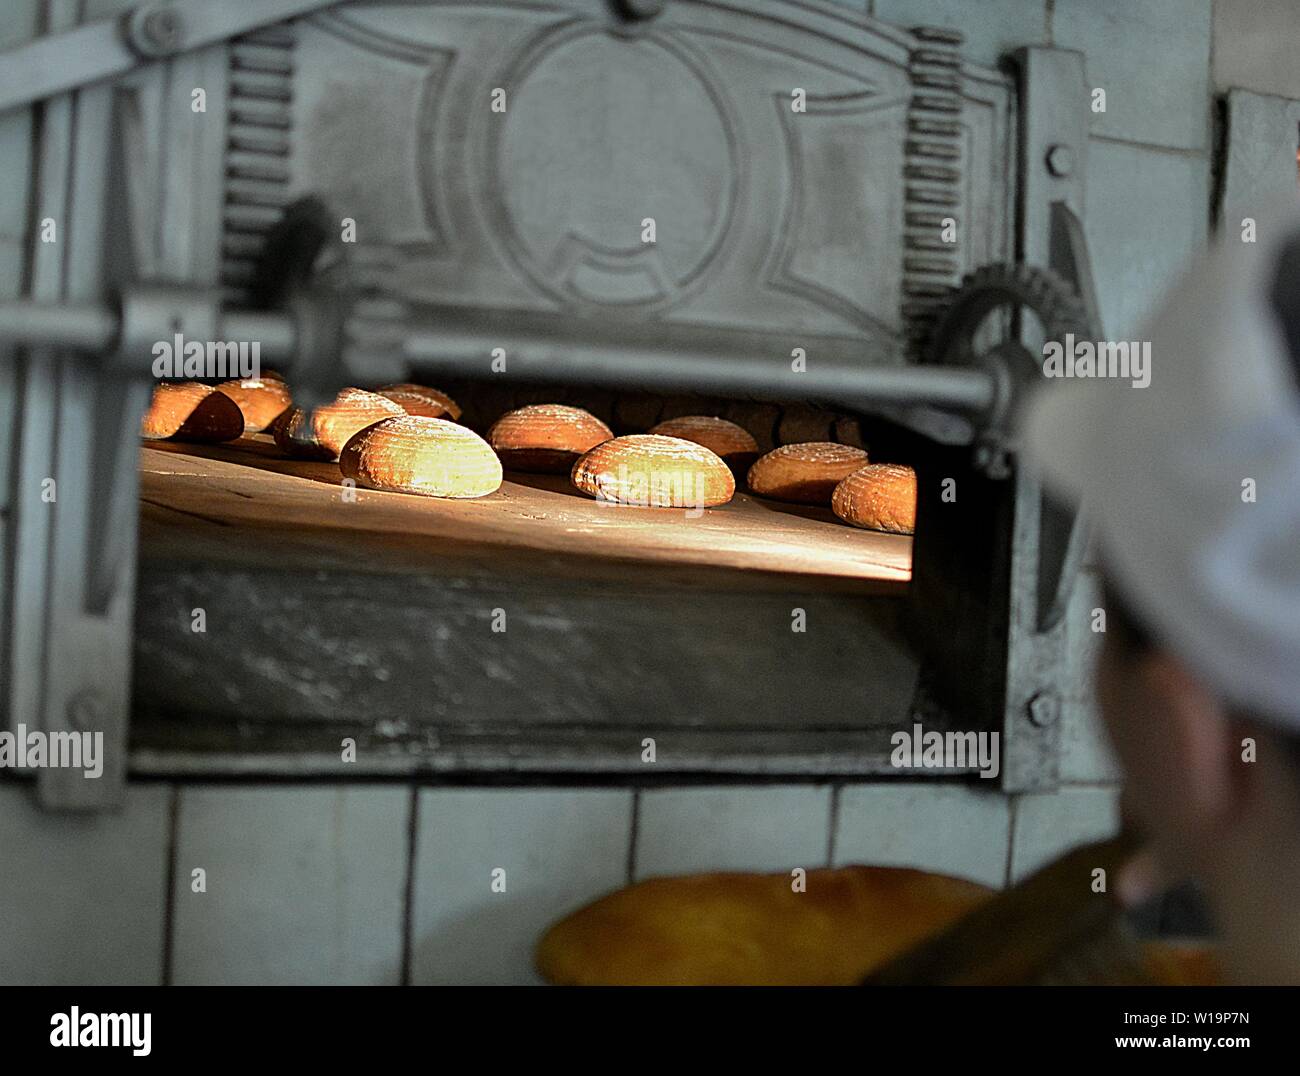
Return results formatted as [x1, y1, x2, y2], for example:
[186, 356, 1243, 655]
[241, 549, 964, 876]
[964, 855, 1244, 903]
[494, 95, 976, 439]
[171, 786, 408, 985]
[834, 783, 1011, 888]
[874, 0, 1048, 69]
[1218, 89, 1300, 235]
[1213, 0, 1300, 101]
[0, 782, 170, 984]
[1053, 0, 1213, 150]
[634, 785, 832, 878]
[411, 789, 633, 985]
[1010, 785, 1121, 881]
[1085, 139, 1210, 338]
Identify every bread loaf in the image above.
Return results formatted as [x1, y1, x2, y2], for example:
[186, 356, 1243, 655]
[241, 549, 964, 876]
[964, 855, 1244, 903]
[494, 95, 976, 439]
[271, 388, 404, 460]
[536, 867, 993, 986]
[535, 865, 1218, 987]
[377, 383, 461, 421]
[216, 377, 292, 433]
[832, 463, 917, 535]
[141, 382, 244, 443]
[571, 434, 734, 508]
[746, 442, 868, 504]
[488, 404, 613, 473]
[339, 415, 502, 498]
[647, 415, 759, 474]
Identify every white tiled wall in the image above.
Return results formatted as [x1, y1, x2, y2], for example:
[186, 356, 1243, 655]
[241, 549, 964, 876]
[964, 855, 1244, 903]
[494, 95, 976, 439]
[1085, 140, 1210, 338]
[170, 787, 409, 985]
[634, 786, 833, 878]
[1053, 0, 1213, 151]
[0, 782, 170, 985]
[0, 776, 1124, 985]
[1212, 0, 1300, 101]
[411, 789, 633, 985]
[1010, 786, 1123, 882]
[834, 784, 1011, 888]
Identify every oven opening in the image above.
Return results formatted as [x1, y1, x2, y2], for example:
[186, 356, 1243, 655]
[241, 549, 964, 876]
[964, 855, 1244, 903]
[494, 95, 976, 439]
[132, 382, 948, 780]
[117, 4, 1020, 784]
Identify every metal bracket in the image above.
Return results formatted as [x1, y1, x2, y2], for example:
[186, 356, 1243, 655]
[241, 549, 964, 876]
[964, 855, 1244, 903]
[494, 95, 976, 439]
[1037, 200, 1103, 634]
[998, 46, 1093, 791]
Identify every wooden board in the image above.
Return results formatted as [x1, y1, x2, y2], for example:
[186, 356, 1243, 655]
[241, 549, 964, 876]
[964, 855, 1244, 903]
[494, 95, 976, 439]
[132, 437, 929, 779]
[139, 436, 910, 587]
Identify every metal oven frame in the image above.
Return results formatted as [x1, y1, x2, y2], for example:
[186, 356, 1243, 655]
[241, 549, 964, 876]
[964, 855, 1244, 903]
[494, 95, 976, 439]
[0, 0, 1100, 809]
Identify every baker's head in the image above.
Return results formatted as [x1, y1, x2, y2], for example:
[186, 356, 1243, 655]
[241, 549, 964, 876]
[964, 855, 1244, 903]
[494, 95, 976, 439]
[1021, 196, 1300, 887]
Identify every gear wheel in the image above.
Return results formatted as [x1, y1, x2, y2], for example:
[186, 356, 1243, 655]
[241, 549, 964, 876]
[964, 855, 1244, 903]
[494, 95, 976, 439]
[926, 264, 1095, 477]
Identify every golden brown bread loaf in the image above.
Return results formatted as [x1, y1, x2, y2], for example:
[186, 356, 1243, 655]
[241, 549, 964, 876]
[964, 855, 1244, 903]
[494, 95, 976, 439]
[487, 404, 613, 473]
[746, 442, 868, 504]
[216, 377, 292, 433]
[571, 434, 735, 508]
[536, 867, 994, 986]
[140, 382, 244, 442]
[536, 865, 1221, 986]
[271, 388, 404, 460]
[647, 415, 760, 474]
[832, 463, 917, 535]
[339, 415, 503, 498]
[377, 383, 462, 421]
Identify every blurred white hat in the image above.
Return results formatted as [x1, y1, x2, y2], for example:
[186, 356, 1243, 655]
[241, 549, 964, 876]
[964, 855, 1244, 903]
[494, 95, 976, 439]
[1021, 195, 1300, 725]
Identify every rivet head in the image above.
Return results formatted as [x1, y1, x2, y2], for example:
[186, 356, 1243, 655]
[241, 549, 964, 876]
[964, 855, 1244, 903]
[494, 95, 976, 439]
[126, 5, 184, 57]
[1045, 144, 1075, 178]
[1027, 692, 1060, 727]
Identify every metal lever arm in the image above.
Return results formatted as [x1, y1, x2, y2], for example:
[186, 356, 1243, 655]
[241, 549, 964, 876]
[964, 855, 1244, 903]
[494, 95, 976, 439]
[0, 292, 294, 364]
[0, 291, 999, 422]
[0, 0, 343, 116]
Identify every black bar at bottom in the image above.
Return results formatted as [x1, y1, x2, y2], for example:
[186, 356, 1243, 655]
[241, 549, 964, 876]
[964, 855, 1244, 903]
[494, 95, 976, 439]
[0, 984, 1290, 1062]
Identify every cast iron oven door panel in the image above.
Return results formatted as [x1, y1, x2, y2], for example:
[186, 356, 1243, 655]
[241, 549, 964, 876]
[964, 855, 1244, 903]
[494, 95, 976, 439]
[218, 3, 1012, 350]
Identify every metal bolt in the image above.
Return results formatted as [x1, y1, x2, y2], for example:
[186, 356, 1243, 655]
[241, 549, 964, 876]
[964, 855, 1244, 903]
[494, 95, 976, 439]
[142, 8, 182, 50]
[1027, 692, 1060, 728]
[125, 5, 183, 58]
[1045, 144, 1075, 178]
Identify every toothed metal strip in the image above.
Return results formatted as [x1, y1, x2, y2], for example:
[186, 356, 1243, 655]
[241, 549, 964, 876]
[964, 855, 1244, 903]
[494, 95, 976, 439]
[902, 27, 966, 352]
[222, 21, 297, 303]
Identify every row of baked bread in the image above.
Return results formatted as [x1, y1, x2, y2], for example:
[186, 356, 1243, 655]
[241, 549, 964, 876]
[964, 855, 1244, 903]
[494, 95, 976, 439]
[140, 381, 915, 534]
